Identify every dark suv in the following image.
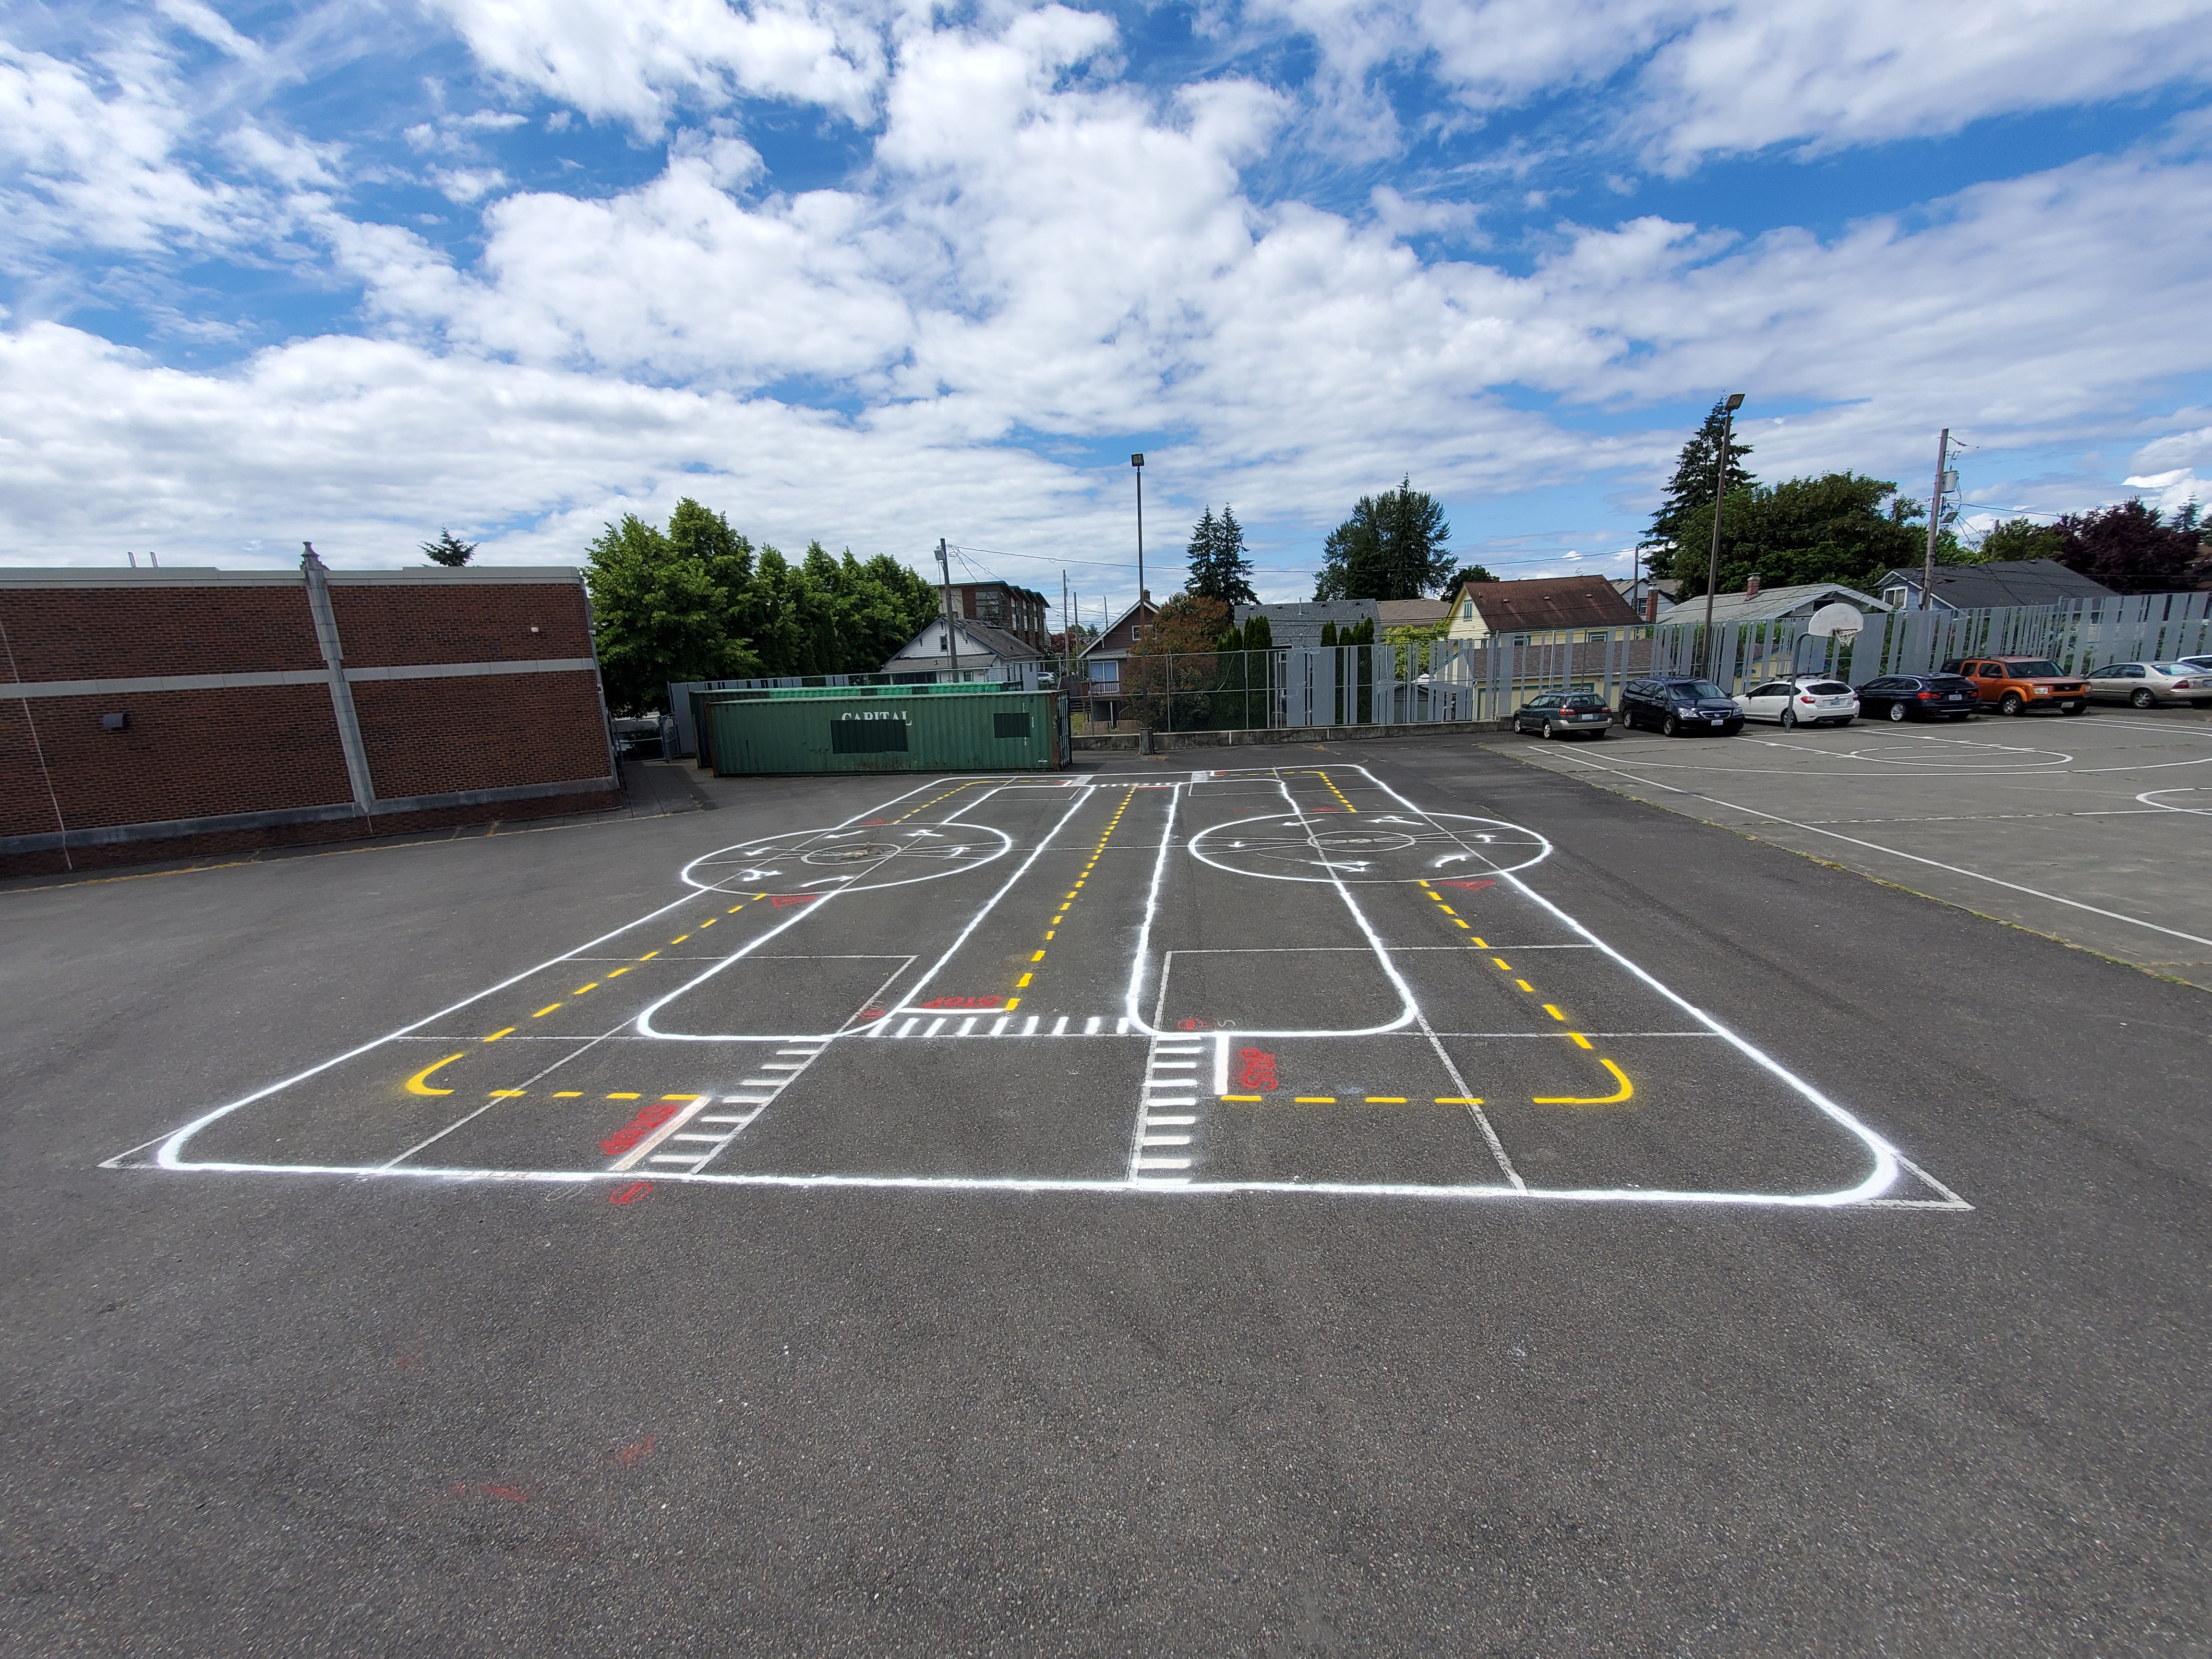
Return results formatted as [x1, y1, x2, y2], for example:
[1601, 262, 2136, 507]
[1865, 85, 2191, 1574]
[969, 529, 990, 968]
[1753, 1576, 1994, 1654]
[1620, 677, 1744, 736]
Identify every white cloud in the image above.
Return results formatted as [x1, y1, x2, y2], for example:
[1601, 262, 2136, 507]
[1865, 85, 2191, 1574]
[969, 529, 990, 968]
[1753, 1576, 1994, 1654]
[425, 0, 893, 132]
[429, 165, 509, 202]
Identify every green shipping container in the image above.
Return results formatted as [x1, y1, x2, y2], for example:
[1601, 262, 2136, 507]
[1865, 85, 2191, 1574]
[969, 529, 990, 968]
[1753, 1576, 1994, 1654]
[703, 685, 1067, 774]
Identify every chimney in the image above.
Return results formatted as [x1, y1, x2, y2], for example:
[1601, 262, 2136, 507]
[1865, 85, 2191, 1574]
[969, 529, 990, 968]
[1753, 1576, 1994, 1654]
[1644, 591, 1659, 624]
[1745, 573, 1761, 598]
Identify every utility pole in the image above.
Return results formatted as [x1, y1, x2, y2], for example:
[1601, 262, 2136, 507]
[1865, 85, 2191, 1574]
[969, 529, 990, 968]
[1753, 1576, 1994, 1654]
[1701, 392, 1745, 671]
[1060, 568, 1072, 685]
[1131, 453, 1146, 643]
[937, 538, 960, 681]
[1920, 428, 1951, 611]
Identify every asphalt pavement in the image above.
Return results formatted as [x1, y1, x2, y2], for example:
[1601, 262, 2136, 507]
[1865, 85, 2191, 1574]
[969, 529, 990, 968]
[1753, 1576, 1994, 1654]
[3, 741, 2206, 1655]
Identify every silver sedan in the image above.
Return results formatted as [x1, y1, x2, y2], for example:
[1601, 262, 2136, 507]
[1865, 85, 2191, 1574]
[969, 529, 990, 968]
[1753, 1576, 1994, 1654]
[2083, 662, 2212, 708]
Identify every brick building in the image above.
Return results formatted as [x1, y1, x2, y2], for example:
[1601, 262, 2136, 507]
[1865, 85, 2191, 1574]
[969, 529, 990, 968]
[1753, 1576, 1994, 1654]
[938, 579, 1050, 650]
[1, 553, 618, 877]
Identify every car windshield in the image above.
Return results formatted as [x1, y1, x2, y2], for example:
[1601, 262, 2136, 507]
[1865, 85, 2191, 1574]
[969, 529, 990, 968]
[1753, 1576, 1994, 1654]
[2005, 660, 2062, 678]
[1668, 681, 1728, 700]
[1806, 682, 1852, 695]
[1562, 694, 1607, 709]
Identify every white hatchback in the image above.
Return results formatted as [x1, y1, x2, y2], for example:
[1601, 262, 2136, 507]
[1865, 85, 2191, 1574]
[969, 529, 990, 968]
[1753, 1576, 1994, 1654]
[1736, 676, 1860, 729]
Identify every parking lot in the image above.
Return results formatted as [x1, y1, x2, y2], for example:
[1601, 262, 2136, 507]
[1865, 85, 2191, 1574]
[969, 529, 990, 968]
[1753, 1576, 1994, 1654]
[1491, 707, 2212, 991]
[6, 744, 2208, 1651]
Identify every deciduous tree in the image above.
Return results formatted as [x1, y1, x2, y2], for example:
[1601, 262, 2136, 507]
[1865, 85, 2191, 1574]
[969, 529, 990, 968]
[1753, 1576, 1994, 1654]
[2054, 500, 2200, 593]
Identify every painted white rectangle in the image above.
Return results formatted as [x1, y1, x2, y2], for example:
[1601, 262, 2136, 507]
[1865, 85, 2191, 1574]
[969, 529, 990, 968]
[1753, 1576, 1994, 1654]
[721, 1094, 772, 1105]
[1134, 1156, 1192, 1170]
[1116, 1018, 1130, 1034]
[1085, 1016, 1103, 1034]
[1022, 1016, 1039, 1035]
[1150, 1061, 1198, 1070]
[924, 1017, 947, 1036]
[1140, 1135, 1192, 1147]
[1145, 1115, 1198, 1126]
[760, 1063, 805, 1071]
[896, 1018, 919, 1037]
[1142, 1096, 1197, 1107]
[989, 1016, 1010, 1036]
[671, 1133, 724, 1143]
[647, 1154, 700, 1165]
[958, 1016, 978, 1036]
[1051, 1016, 1069, 1035]
[698, 1115, 746, 1125]
[739, 1078, 784, 1088]
[775, 1049, 820, 1057]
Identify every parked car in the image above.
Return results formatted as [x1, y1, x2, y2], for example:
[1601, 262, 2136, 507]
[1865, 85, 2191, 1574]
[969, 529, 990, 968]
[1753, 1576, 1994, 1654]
[1939, 657, 2089, 716]
[1854, 672, 1982, 722]
[610, 714, 665, 758]
[1736, 675, 1859, 728]
[2174, 655, 2212, 675]
[1512, 690, 1614, 739]
[1619, 677, 1745, 736]
[2083, 661, 2212, 708]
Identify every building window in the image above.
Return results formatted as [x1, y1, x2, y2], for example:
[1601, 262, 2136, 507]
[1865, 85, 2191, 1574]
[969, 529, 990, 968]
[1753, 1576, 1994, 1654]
[1586, 630, 1610, 643]
[1461, 599, 1474, 619]
[1511, 633, 1532, 646]
[1884, 587, 1907, 608]
[1089, 660, 1120, 685]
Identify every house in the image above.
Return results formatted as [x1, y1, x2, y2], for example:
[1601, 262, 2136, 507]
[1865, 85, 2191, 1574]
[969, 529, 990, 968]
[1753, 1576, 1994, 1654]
[1230, 600, 1379, 647]
[1447, 575, 1642, 647]
[1076, 594, 1160, 724]
[937, 577, 1053, 651]
[881, 615, 1047, 679]
[1373, 598, 1452, 632]
[1870, 558, 2116, 613]
[1611, 576, 1679, 622]
[1678, 579, 1890, 628]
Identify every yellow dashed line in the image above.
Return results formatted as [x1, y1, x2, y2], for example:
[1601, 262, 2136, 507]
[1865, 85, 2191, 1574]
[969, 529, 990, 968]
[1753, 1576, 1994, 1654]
[483, 1027, 515, 1042]
[1436, 904, 1456, 915]
[1294, 1095, 1336, 1104]
[670, 934, 689, 944]
[531, 1003, 562, 1018]
[1005, 998, 1021, 1010]
[699, 918, 715, 927]
[608, 1092, 641, 1100]
[638, 950, 659, 961]
[1031, 950, 1046, 961]
[1365, 1096, 1407, 1104]
[1542, 1004, 1566, 1021]
[1515, 979, 1534, 993]
[608, 966, 631, 977]
[1436, 1095, 1485, 1105]
[1491, 957, 1511, 971]
[662, 1094, 700, 1102]
[728, 903, 745, 913]
[1469, 937, 1488, 947]
[1454, 918, 1470, 929]
[1569, 1032, 1594, 1050]
[1220, 1094, 1263, 1102]
[1016, 973, 1032, 987]
[573, 982, 598, 995]
[553, 1091, 582, 1098]
[489, 1089, 526, 1098]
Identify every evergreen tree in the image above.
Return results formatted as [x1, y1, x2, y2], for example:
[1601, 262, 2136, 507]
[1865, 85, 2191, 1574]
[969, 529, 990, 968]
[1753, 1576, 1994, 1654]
[1312, 479, 1454, 600]
[1642, 403, 1757, 577]
[420, 528, 477, 566]
[1186, 505, 1258, 606]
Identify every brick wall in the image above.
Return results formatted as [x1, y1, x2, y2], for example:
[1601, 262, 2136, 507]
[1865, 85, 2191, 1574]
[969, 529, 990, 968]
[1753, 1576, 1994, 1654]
[355, 670, 610, 799]
[0, 565, 616, 878]
[329, 580, 593, 667]
[0, 586, 323, 680]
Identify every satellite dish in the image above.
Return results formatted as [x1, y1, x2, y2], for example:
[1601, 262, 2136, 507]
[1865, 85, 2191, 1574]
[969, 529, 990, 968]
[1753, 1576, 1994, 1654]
[1806, 603, 1864, 638]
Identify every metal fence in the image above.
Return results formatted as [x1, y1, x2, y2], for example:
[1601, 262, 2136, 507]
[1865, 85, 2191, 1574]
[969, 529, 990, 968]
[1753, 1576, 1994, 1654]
[1074, 635, 1653, 733]
[1652, 591, 2212, 696]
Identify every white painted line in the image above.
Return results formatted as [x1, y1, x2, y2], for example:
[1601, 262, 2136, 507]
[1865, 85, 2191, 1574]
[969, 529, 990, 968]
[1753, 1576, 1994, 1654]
[698, 1115, 747, 1125]
[1142, 1096, 1198, 1108]
[609, 1096, 719, 1171]
[1086, 1017, 1103, 1034]
[1022, 1015, 1039, 1035]
[1134, 1157, 1192, 1170]
[721, 1094, 772, 1104]
[1145, 1115, 1198, 1126]
[1052, 1016, 1069, 1035]
[1149, 1061, 1198, 1070]
[896, 1018, 919, 1037]
[739, 1078, 784, 1088]
[989, 1016, 1010, 1036]
[760, 1063, 805, 1071]
[1214, 1032, 1230, 1095]
[925, 1018, 947, 1036]
[671, 1133, 723, 1143]
[1141, 1136, 1193, 1147]
[1116, 1018, 1130, 1033]
[647, 1154, 699, 1166]
[957, 1016, 978, 1036]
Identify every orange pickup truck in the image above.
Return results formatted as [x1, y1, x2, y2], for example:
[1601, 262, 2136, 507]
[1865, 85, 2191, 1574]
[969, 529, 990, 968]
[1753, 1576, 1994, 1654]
[1941, 656, 2089, 717]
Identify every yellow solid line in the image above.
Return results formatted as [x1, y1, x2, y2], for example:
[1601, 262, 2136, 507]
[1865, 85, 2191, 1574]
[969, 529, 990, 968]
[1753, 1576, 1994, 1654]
[404, 1053, 467, 1095]
[639, 950, 659, 961]
[531, 1003, 562, 1018]
[573, 983, 598, 994]
[1534, 1059, 1634, 1106]
[1293, 1096, 1336, 1104]
[1543, 1004, 1566, 1021]
[1032, 950, 1046, 961]
[1220, 1094, 1263, 1102]
[553, 1091, 582, 1098]
[1016, 973, 1032, 987]
[483, 1028, 515, 1042]
[1436, 1096, 1485, 1105]
[1570, 1032, 1594, 1049]
[608, 1092, 641, 1100]
[1365, 1096, 1407, 1104]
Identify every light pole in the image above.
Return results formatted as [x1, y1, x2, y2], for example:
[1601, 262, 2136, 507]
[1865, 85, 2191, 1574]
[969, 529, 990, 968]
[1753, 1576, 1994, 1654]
[1701, 392, 1745, 671]
[1130, 453, 1146, 637]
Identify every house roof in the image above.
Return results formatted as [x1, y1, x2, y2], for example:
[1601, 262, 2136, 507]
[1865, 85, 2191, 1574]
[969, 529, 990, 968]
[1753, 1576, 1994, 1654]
[1080, 596, 1159, 658]
[1374, 598, 1451, 629]
[1686, 581, 1889, 626]
[1458, 575, 1642, 632]
[1230, 600, 1378, 648]
[883, 617, 1045, 671]
[1875, 558, 2116, 607]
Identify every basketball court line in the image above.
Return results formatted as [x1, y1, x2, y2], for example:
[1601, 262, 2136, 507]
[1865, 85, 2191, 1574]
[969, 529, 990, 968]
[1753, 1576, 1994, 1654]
[106, 764, 1969, 1212]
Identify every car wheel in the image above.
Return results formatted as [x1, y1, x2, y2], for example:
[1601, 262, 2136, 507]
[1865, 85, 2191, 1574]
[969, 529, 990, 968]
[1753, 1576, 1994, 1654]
[1779, 709, 1797, 730]
[1543, 721, 1560, 739]
[1661, 714, 1681, 737]
[2000, 692, 2025, 715]
[1886, 702, 1907, 722]
[2131, 688, 2156, 709]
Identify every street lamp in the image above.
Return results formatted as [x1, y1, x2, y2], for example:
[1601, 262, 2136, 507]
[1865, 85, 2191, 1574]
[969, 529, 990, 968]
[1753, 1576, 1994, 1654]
[1701, 393, 1745, 669]
[1130, 453, 1145, 642]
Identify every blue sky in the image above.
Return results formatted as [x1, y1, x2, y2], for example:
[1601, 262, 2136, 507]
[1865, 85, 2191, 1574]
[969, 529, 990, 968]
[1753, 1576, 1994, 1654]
[5, 0, 2211, 618]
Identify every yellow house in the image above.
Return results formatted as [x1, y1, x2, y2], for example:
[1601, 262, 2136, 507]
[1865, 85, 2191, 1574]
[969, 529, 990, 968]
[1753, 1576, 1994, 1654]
[1447, 575, 1644, 647]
